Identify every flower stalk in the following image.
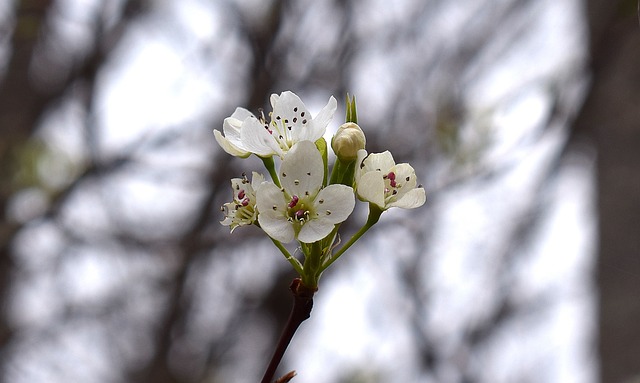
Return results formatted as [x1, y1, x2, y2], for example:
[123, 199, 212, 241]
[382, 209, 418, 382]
[260, 278, 316, 383]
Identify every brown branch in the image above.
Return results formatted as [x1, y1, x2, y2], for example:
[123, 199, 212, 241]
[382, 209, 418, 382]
[260, 278, 316, 383]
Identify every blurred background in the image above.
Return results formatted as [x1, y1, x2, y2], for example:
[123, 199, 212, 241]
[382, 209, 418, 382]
[0, 0, 638, 382]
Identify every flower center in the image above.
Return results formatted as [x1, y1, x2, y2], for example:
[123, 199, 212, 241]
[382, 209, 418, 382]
[383, 171, 409, 202]
[286, 195, 313, 224]
[259, 107, 309, 152]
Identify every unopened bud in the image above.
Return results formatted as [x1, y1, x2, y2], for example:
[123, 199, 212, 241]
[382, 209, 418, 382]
[331, 122, 366, 161]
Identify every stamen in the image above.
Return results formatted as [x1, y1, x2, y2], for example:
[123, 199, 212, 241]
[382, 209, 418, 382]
[238, 190, 245, 199]
[295, 209, 307, 221]
[288, 195, 299, 208]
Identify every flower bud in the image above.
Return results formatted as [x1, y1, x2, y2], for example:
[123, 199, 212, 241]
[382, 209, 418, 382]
[331, 122, 366, 161]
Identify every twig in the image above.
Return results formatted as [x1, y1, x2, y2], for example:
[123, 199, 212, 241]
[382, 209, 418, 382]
[260, 278, 316, 383]
[275, 370, 297, 383]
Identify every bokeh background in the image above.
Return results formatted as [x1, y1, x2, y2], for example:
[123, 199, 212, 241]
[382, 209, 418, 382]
[0, 0, 638, 382]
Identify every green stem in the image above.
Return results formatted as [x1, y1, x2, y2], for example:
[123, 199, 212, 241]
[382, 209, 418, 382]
[329, 157, 355, 186]
[319, 203, 383, 273]
[270, 237, 303, 275]
[261, 156, 281, 188]
[301, 241, 323, 289]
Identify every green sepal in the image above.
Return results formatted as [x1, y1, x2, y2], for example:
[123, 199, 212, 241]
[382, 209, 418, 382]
[315, 137, 329, 187]
[346, 93, 358, 124]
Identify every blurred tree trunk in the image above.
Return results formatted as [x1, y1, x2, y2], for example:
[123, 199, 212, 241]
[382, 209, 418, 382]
[577, 1, 640, 382]
[0, 0, 55, 355]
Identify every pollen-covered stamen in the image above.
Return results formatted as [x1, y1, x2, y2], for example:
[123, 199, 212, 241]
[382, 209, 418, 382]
[294, 209, 308, 221]
[383, 170, 403, 202]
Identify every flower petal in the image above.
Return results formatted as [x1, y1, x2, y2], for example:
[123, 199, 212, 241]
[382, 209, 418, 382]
[214, 130, 250, 157]
[225, 107, 254, 138]
[388, 187, 426, 209]
[280, 141, 324, 198]
[362, 151, 395, 173]
[298, 217, 335, 243]
[250, 171, 265, 189]
[393, 163, 418, 190]
[271, 91, 326, 144]
[256, 182, 295, 242]
[313, 184, 355, 224]
[240, 116, 283, 157]
[259, 214, 295, 243]
[307, 95, 337, 140]
[356, 171, 386, 208]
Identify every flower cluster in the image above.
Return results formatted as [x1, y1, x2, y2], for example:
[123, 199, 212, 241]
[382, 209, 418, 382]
[215, 91, 425, 288]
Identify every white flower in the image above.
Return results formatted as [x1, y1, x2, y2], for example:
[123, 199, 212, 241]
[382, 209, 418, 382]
[214, 91, 337, 159]
[256, 141, 355, 243]
[221, 172, 264, 232]
[355, 150, 426, 210]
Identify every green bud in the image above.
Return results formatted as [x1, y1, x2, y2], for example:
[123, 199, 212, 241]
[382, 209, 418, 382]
[331, 122, 366, 161]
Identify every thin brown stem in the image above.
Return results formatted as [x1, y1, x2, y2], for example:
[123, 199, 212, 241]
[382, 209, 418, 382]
[260, 278, 316, 383]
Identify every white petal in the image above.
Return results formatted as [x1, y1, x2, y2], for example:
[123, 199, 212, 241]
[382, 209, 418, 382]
[259, 214, 295, 242]
[240, 117, 283, 157]
[222, 107, 254, 144]
[362, 151, 395, 173]
[389, 187, 426, 209]
[280, 141, 324, 197]
[250, 172, 265, 189]
[214, 130, 250, 157]
[270, 93, 280, 109]
[298, 218, 335, 243]
[356, 171, 386, 208]
[393, 163, 417, 186]
[272, 91, 314, 142]
[355, 149, 369, 181]
[308, 95, 337, 140]
[313, 184, 355, 224]
[256, 182, 286, 214]
[256, 182, 295, 242]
